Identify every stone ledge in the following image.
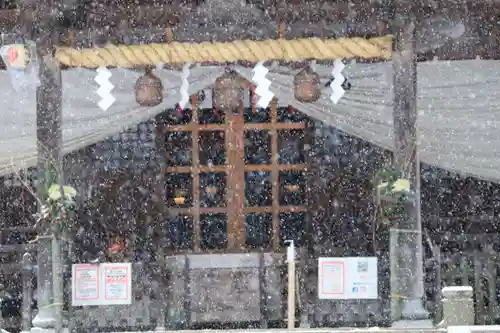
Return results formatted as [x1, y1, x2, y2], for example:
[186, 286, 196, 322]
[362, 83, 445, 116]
[23, 326, 500, 333]
[442, 286, 473, 299]
[449, 326, 500, 333]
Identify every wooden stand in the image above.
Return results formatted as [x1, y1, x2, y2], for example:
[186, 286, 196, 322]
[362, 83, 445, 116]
[286, 240, 296, 329]
[288, 259, 296, 329]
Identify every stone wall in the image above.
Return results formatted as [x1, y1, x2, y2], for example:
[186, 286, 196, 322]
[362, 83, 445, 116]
[165, 253, 283, 327]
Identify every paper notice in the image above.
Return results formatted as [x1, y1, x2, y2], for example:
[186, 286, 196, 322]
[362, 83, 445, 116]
[318, 257, 378, 299]
[320, 261, 344, 295]
[72, 264, 99, 305]
[104, 265, 130, 301]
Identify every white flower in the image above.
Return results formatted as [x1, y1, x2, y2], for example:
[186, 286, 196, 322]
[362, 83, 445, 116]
[392, 179, 410, 193]
[47, 184, 77, 201]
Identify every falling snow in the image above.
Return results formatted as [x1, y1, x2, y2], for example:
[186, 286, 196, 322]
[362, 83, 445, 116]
[0, 1, 499, 333]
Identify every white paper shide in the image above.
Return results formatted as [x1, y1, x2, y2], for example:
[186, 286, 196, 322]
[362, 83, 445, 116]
[318, 257, 378, 299]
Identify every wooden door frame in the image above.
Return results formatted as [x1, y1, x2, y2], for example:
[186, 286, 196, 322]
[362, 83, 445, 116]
[164, 87, 309, 253]
[234, 92, 308, 251]
[227, 103, 245, 249]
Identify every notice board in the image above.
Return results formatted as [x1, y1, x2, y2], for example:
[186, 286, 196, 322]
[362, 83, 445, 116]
[71, 262, 132, 306]
[318, 257, 377, 299]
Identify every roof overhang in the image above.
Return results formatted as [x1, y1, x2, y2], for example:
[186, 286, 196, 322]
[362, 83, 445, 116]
[0, 0, 498, 68]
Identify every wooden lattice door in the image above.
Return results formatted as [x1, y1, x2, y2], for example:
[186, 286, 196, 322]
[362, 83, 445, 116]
[164, 90, 308, 253]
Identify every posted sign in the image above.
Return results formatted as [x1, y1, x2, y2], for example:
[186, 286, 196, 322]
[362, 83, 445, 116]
[72, 263, 132, 306]
[318, 257, 377, 299]
[0, 44, 28, 68]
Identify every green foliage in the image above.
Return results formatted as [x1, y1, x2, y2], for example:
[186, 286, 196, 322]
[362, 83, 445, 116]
[373, 166, 401, 196]
[11, 146, 79, 235]
[373, 166, 408, 222]
[35, 183, 77, 233]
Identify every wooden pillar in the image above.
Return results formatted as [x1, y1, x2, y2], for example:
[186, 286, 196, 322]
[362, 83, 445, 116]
[31, 2, 64, 330]
[302, 118, 316, 327]
[22, 252, 33, 332]
[270, 99, 279, 250]
[391, 0, 428, 321]
[153, 112, 168, 330]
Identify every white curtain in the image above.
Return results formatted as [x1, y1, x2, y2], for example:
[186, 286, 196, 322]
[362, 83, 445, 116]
[1, 60, 500, 181]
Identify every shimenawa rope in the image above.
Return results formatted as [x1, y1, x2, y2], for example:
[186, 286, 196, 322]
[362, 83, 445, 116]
[55, 36, 392, 68]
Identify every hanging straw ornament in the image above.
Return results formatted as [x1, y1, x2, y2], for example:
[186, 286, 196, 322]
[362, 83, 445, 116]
[135, 65, 164, 107]
[294, 66, 321, 103]
[213, 69, 246, 110]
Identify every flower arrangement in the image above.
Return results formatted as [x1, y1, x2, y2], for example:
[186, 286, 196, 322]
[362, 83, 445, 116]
[373, 166, 411, 222]
[12, 156, 78, 235]
[36, 184, 77, 233]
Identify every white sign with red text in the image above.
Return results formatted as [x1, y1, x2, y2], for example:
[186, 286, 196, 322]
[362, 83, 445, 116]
[71, 262, 132, 306]
[102, 263, 132, 304]
[72, 264, 100, 305]
[318, 257, 377, 299]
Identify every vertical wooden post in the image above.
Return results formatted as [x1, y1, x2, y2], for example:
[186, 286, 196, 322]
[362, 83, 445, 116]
[227, 100, 245, 249]
[190, 95, 201, 251]
[286, 241, 296, 329]
[287, 259, 296, 328]
[154, 112, 168, 330]
[31, 2, 64, 331]
[274, 25, 284, 251]
[298, 119, 314, 328]
[234, 102, 246, 248]
[433, 244, 442, 324]
[389, 228, 402, 320]
[258, 252, 268, 328]
[392, 0, 428, 321]
[22, 252, 33, 331]
[303, 119, 319, 327]
[15, 1, 37, 330]
[182, 255, 191, 328]
[270, 99, 279, 250]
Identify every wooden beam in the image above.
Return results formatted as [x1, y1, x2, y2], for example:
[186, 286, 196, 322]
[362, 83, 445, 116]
[431, 232, 500, 245]
[165, 122, 305, 132]
[44, 13, 500, 62]
[0, 0, 496, 65]
[166, 164, 306, 173]
[0, 243, 36, 253]
[0, 0, 498, 34]
[85, 4, 195, 28]
[0, 9, 17, 32]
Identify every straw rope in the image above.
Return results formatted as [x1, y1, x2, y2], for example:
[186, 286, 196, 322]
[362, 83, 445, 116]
[55, 36, 392, 68]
